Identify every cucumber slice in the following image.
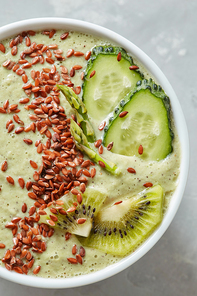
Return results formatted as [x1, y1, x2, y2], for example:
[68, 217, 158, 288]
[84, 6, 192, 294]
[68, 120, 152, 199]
[103, 79, 173, 161]
[78, 185, 164, 256]
[82, 46, 142, 123]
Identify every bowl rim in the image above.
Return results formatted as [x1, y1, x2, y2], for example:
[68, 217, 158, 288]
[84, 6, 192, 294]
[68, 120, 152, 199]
[0, 17, 189, 289]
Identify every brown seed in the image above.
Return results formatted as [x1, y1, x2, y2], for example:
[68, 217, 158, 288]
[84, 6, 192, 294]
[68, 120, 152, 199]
[6, 176, 14, 185]
[0, 107, 7, 114]
[3, 59, 11, 67]
[72, 244, 77, 255]
[75, 86, 81, 95]
[98, 161, 105, 168]
[18, 177, 25, 189]
[13, 266, 23, 274]
[66, 48, 74, 58]
[138, 145, 143, 155]
[94, 139, 102, 148]
[11, 46, 18, 56]
[1, 161, 8, 172]
[89, 70, 96, 78]
[22, 74, 28, 84]
[22, 264, 29, 275]
[50, 215, 58, 222]
[0, 243, 5, 249]
[23, 138, 33, 145]
[70, 67, 75, 77]
[29, 206, 36, 216]
[60, 32, 69, 40]
[90, 167, 96, 178]
[71, 188, 80, 195]
[21, 203, 27, 213]
[49, 29, 56, 39]
[19, 97, 29, 104]
[98, 121, 106, 131]
[85, 51, 91, 60]
[76, 254, 83, 265]
[79, 246, 85, 257]
[119, 111, 128, 118]
[46, 220, 55, 226]
[73, 65, 82, 70]
[9, 104, 18, 111]
[107, 142, 114, 151]
[67, 257, 78, 264]
[98, 145, 103, 154]
[0, 43, 5, 53]
[30, 160, 38, 169]
[129, 65, 139, 70]
[27, 258, 35, 269]
[127, 167, 136, 174]
[79, 183, 86, 193]
[67, 206, 76, 213]
[77, 193, 82, 204]
[15, 127, 24, 134]
[46, 58, 54, 64]
[3, 99, 9, 110]
[117, 52, 121, 61]
[38, 210, 47, 215]
[26, 181, 32, 190]
[143, 182, 153, 188]
[114, 200, 122, 205]
[28, 192, 37, 200]
[7, 123, 15, 133]
[77, 218, 86, 224]
[74, 51, 84, 57]
[37, 143, 43, 153]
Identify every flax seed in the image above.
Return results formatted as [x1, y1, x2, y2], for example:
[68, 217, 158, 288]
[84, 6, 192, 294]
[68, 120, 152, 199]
[143, 182, 153, 188]
[117, 51, 121, 61]
[138, 145, 143, 155]
[129, 65, 139, 70]
[0, 243, 5, 249]
[127, 167, 136, 174]
[90, 167, 96, 178]
[18, 178, 25, 189]
[21, 203, 27, 213]
[94, 139, 102, 148]
[119, 111, 128, 118]
[90, 70, 96, 78]
[79, 246, 85, 257]
[0, 43, 5, 53]
[6, 176, 14, 185]
[1, 161, 8, 172]
[72, 244, 77, 255]
[67, 257, 78, 264]
[60, 32, 69, 40]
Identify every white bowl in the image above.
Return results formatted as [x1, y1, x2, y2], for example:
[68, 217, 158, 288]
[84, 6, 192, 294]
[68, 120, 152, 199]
[0, 17, 189, 289]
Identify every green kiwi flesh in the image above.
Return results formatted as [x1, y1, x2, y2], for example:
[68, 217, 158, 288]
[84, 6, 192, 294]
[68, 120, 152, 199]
[39, 188, 106, 237]
[78, 185, 164, 256]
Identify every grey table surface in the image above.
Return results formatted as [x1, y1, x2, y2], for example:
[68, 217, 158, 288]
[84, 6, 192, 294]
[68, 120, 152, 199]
[0, 0, 196, 295]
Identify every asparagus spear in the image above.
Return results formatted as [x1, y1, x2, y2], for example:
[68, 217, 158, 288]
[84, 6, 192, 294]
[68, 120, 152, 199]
[70, 119, 120, 176]
[57, 85, 95, 142]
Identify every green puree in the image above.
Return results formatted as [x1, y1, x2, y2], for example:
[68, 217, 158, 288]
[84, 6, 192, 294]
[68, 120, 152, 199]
[0, 30, 180, 278]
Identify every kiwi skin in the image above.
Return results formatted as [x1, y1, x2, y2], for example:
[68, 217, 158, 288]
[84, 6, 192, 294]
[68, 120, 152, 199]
[77, 185, 164, 256]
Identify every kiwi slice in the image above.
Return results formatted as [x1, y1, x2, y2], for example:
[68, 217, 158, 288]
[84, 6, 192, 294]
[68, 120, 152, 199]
[39, 188, 106, 237]
[78, 185, 164, 256]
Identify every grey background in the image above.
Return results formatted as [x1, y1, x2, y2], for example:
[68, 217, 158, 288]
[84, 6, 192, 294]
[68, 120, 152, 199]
[0, 0, 196, 295]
